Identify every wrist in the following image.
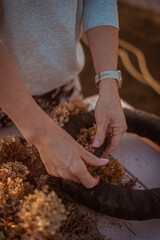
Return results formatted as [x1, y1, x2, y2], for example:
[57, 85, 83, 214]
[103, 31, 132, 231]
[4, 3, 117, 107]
[99, 78, 119, 96]
[23, 112, 57, 145]
[98, 78, 121, 105]
[95, 70, 122, 88]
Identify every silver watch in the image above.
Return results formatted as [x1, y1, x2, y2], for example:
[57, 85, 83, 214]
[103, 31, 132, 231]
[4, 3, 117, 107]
[95, 70, 122, 88]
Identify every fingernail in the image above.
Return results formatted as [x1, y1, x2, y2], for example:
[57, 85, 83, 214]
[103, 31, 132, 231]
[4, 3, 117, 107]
[93, 140, 100, 147]
[100, 158, 109, 163]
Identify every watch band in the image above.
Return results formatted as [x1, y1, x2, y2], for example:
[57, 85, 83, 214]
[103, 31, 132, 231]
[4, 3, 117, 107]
[95, 70, 122, 88]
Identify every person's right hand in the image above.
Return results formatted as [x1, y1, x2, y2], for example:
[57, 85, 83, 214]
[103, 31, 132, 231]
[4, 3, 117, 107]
[0, 44, 108, 188]
[30, 119, 109, 189]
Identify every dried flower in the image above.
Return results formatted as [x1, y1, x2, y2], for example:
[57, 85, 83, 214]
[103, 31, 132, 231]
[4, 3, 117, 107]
[77, 124, 96, 153]
[0, 161, 33, 203]
[0, 136, 46, 176]
[76, 125, 137, 186]
[52, 98, 89, 127]
[88, 156, 125, 185]
[0, 161, 30, 181]
[0, 136, 29, 164]
[0, 161, 33, 240]
[0, 100, 137, 240]
[18, 188, 67, 240]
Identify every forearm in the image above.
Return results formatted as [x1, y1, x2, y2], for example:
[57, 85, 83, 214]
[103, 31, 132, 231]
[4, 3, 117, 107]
[0, 45, 54, 142]
[86, 26, 127, 153]
[85, 26, 119, 93]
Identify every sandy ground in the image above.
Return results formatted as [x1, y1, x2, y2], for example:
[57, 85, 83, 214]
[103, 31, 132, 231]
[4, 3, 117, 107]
[80, 1, 160, 116]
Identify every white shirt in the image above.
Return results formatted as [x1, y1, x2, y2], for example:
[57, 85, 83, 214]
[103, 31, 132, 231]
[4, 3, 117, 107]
[1, 0, 119, 95]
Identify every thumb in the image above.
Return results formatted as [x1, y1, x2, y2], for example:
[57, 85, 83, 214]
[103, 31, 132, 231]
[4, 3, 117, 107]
[92, 121, 107, 148]
[80, 147, 109, 166]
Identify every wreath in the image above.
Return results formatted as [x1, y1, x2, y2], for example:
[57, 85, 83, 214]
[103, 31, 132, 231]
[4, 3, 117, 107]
[60, 108, 160, 221]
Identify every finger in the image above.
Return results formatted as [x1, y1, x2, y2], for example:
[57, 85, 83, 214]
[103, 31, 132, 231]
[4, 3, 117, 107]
[105, 126, 113, 138]
[47, 167, 59, 177]
[91, 131, 96, 140]
[105, 120, 127, 155]
[70, 163, 100, 188]
[58, 170, 81, 184]
[104, 133, 123, 155]
[39, 152, 59, 177]
[78, 169, 100, 189]
[91, 135, 94, 140]
[80, 147, 109, 166]
[92, 119, 108, 148]
[91, 130, 96, 137]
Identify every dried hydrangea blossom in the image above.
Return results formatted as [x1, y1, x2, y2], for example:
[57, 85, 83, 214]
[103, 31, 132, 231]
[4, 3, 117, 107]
[77, 124, 96, 153]
[18, 187, 67, 240]
[0, 161, 33, 240]
[34, 175, 50, 190]
[0, 161, 33, 201]
[77, 125, 126, 185]
[88, 156, 125, 185]
[0, 161, 30, 181]
[0, 136, 29, 164]
[0, 217, 23, 240]
[52, 98, 89, 127]
[0, 161, 33, 204]
[0, 136, 46, 176]
[0, 161, 66, 240]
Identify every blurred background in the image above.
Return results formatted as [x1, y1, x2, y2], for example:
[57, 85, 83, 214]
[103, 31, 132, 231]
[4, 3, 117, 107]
[80, 0, 160, 116]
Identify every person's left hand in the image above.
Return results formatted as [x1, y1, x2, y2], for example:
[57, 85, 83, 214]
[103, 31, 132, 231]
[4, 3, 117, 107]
[92, 79, 127, 155]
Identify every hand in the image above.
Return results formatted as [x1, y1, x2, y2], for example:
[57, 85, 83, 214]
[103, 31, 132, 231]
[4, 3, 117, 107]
[92, 79, 127, 155]
[31, 118, 109, 188]
[0, 44, 109, 189]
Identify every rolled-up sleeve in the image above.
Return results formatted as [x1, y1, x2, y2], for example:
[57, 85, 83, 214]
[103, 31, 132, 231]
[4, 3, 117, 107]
[82, 0, 119, 33]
